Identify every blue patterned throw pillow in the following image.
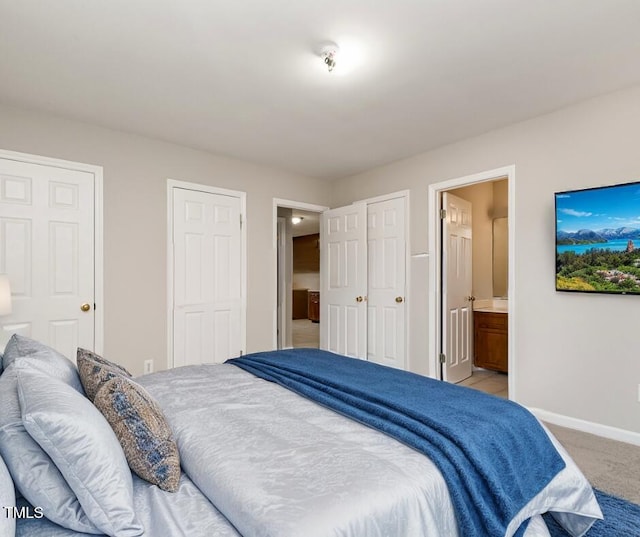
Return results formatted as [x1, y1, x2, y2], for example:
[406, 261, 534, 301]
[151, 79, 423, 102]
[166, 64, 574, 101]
[93, 375, 181, 492]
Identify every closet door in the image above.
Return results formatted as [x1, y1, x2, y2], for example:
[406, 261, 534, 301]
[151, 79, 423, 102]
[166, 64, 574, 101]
[0, 156, 97, 359]
[320, 196, 408, 368]
[367, 197, 406, 370]
[320, 203, 367, 359]
[171, 185, 244, 366]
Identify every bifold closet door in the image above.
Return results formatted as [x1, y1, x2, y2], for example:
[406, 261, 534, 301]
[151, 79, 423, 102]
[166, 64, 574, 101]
[366, 197, 406, 370]
[321, 197, 407, 369]
[321, 203, 367, 359]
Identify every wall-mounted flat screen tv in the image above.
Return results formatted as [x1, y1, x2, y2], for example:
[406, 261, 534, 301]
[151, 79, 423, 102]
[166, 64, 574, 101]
[555, 181, 640, 294]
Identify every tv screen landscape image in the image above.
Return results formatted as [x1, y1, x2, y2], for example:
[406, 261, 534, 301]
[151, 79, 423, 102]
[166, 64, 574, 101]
[555, 181, 640, 294]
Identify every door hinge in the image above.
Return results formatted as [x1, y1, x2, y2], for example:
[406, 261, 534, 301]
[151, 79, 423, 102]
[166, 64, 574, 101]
[439, 353, 446, 364]
[240, 214, 243, 228]
[440, 209, 447, 219]
[239, 350, 243, 357]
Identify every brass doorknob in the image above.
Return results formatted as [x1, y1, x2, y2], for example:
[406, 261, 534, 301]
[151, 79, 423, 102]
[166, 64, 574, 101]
[80, 303, 91, 312]
[356, 296, 364, 302]
[395, 296, 404, 303]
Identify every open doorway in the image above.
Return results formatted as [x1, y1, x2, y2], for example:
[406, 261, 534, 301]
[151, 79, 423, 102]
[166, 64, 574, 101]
[290, 211, 321, 347]
[446, 178, 509, 398]
[273, 199, 328, 350]
[428, 166, 516, 400]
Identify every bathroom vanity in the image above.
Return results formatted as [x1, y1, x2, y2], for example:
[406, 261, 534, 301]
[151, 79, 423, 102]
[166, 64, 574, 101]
[473, 299, 508, 373]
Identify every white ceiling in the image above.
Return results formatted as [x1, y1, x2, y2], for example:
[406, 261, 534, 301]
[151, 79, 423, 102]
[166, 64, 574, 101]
[291, 210, 321, 238]
[2, 1, 640, 180]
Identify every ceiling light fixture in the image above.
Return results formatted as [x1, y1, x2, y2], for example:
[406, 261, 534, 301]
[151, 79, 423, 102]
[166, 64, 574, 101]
[320, 43, 339, 73]
[291, 216, 304, 225]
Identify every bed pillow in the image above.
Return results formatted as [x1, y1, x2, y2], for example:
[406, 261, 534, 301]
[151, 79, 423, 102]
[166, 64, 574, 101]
[2, 334, 84, 393]
[16, 366, 144, 537]
[0, 363, 99, 533]
[0, 453, 16, 537]
[94, 375, 181, 492]
[77, 348, 132, 402]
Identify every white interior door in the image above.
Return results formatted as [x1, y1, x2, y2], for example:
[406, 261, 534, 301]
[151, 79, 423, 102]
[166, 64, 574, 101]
[321, 203, 367, 359]
[367, 197, 406, 369]
[172, 186, 243, 366]
[0, 158, 95, 360]
[442, 192, 473, 383]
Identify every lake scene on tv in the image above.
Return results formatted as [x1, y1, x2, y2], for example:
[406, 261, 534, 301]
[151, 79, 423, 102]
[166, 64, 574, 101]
[556, 181, 640, 294]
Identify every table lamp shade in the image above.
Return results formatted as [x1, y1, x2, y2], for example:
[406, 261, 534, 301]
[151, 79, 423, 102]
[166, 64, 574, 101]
[0, 275, 11, 316]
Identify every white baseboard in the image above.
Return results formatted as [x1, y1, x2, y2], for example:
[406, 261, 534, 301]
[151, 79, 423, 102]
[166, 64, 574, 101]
[529, 407, 640, 447]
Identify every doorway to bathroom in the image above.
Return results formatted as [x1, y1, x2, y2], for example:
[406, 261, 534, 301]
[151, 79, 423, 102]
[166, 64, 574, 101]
[427, 166, 515, 400]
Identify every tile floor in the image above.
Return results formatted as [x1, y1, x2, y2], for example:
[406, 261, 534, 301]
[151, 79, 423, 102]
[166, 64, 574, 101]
[457, 369, 509, 398]
[292, 319, 320, 348]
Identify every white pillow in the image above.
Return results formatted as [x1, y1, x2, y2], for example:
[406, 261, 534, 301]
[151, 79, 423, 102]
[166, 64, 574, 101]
[0, 454, 16, 537]
[0, 363, 98, 533]
[16, 366, 144, 537]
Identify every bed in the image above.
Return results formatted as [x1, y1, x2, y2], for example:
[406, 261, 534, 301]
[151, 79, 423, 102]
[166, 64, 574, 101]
[0, 335, 602, 537]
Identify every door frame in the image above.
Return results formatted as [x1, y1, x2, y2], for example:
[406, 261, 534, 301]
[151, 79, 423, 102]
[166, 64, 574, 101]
[167, 179, 247, 369]
[427, 166, 516, 398]
[272, 198, 329, 350]
[276, 216, 287, 349]
[0, 148, 104, 354]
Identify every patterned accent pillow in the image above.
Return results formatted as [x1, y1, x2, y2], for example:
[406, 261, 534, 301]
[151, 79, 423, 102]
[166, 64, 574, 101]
[77, 348, 132, 402]
[93, 375, 181, 492]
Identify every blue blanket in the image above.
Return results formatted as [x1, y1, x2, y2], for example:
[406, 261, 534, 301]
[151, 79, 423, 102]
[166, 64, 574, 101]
[228, 349, 565, 537]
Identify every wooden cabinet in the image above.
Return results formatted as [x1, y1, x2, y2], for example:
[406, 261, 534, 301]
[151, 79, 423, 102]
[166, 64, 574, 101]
[293, 234, 320, 272]
[292, 289, 308, 319]
[474, 311, 508, 373]
[308, 291, 320, 323]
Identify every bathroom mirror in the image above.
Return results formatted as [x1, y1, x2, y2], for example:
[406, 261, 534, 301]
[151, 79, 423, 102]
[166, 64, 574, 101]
[492, 217, 508, 297]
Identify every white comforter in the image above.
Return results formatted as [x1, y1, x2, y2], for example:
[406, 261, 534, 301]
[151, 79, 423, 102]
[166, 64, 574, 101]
[137, 364, 602, 537]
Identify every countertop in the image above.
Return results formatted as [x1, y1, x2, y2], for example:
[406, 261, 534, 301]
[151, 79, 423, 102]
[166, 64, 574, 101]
[473, 298, 508, 314]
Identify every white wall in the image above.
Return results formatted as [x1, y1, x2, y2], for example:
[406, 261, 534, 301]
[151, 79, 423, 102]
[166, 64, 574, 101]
[449, 181, 495, 300]
[331, 85, 640, 435]
[0, 104, 331, 374]
[3, 85, 640, 437]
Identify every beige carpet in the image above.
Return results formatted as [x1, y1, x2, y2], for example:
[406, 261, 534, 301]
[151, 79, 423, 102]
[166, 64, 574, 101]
[545, 423, 640, 504]
[460, 371, 640, 505]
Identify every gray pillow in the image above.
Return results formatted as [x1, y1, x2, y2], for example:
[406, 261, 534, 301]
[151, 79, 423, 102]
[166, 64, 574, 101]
[4, 333, 65, 366]
[16, 366, 144, 537]
[77, 347, 132, 402]
[0, 453, 16, 537]
[0, 364, 99, 533]
[94, 375, 181, 492]
[2, 334, 84, 393]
